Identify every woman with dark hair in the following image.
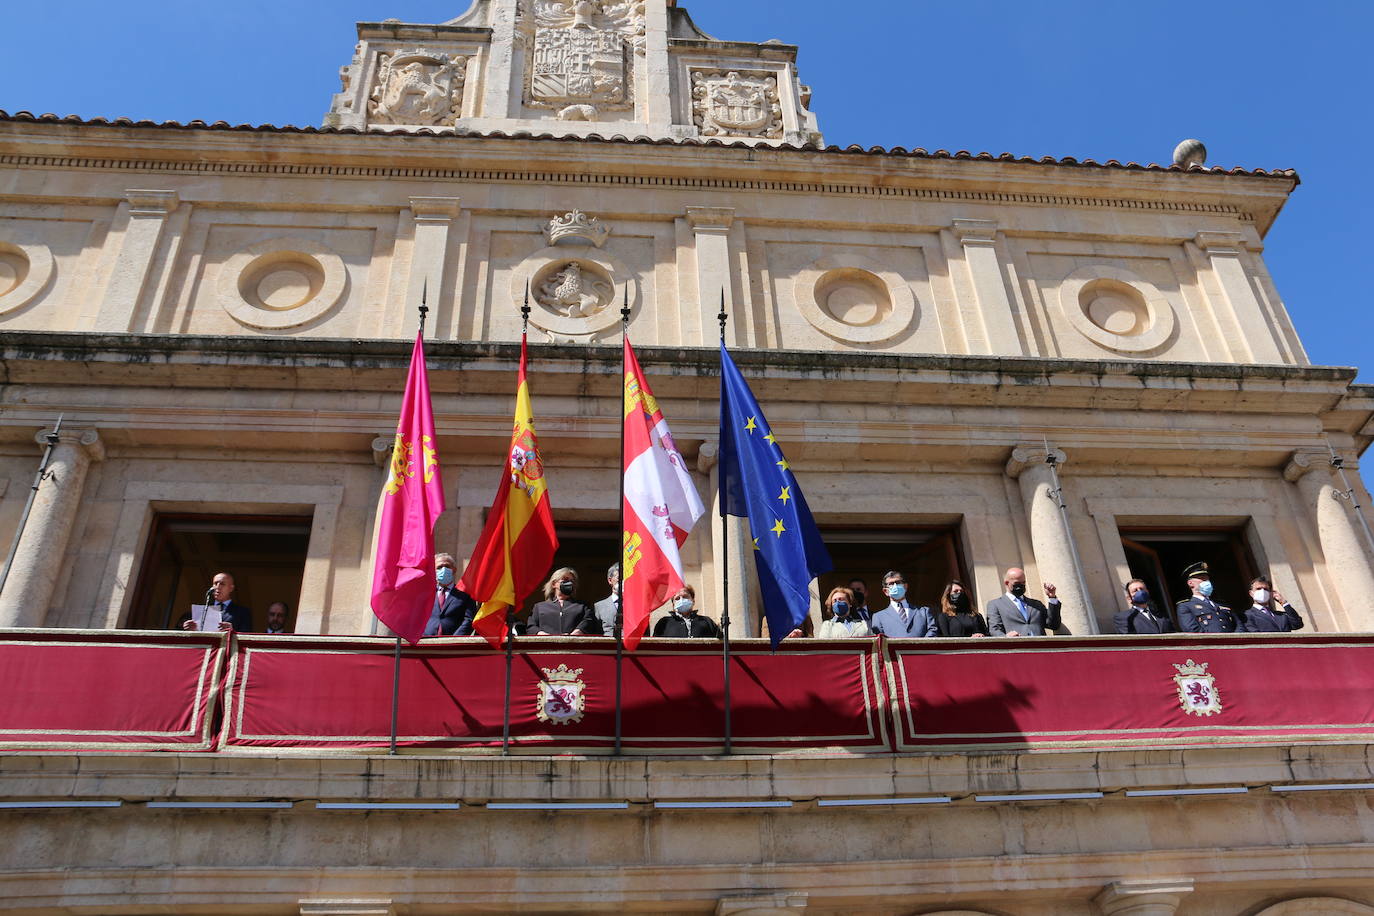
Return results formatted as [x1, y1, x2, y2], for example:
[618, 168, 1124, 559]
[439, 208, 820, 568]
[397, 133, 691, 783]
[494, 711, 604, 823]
[525, 567, 598, 636]
[934, 579, 989, 637]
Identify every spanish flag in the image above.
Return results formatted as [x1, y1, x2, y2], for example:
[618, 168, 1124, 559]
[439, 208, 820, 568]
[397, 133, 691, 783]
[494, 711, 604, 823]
[458, 335, 558, 646]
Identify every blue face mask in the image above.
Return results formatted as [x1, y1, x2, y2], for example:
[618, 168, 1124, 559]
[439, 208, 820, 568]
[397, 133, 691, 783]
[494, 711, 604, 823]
[436, 567, 455, 587]
[1198, 580, 1214, 598]
[1132, 589, 1150, 604]
[886, 584, 906, 601]
[832, 600, 850, 617]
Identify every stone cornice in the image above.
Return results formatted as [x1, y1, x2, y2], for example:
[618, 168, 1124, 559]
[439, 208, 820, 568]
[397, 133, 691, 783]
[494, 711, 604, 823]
[0, 119, 1296, 229]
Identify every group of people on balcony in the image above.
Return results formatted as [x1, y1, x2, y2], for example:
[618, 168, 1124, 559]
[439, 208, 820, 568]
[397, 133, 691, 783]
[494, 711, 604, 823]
[178, 555, 1304, 637]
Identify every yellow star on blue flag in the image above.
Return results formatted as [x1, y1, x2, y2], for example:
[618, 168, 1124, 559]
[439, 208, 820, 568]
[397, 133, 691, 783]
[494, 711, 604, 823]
[718, 343, 833, 647]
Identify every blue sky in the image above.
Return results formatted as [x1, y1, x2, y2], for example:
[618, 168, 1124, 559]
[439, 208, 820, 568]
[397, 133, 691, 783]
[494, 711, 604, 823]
[3, 1, 1371, 380]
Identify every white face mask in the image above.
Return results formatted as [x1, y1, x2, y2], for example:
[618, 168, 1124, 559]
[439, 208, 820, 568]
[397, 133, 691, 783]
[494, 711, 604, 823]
[673, 597, 693, 614]
[1253, 588, 1271, 605]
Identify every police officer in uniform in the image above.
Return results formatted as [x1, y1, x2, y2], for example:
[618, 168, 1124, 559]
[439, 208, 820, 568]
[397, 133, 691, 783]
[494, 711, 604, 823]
[1175, 562, 1237, 633]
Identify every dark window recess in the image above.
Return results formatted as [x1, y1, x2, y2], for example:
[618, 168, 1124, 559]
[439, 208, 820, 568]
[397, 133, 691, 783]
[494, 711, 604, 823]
[817, 524, 971, 614]
[1121, 528, 1259, 626]
[127, 514, 312, 631]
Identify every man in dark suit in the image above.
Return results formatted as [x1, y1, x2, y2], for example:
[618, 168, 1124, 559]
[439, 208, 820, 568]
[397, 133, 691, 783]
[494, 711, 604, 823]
[1175, 562, 1237, 633]
[425, 553, 478, 637]
[986, 567, 1061, 636]
[180, 571, 253, 632]
[869, 570, 938, 638]
[1114, 578, 1176, 634]
[1240, 575, 1304, 633]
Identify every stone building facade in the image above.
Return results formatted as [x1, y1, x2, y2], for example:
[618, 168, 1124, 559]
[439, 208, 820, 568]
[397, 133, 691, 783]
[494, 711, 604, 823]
[2, 2, 1374, 914]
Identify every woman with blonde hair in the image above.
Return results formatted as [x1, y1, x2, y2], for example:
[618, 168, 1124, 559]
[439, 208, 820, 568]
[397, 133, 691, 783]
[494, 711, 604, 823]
[525, 567, 598, 636]
[818, 586, 872, 638]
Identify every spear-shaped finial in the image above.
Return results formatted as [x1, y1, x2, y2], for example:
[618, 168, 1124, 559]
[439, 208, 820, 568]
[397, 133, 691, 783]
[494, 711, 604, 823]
[521, 280, 531, 336]
[717, 288, 728, 341]
[418, 278, 430, 337]
[620, 282, 631, 327]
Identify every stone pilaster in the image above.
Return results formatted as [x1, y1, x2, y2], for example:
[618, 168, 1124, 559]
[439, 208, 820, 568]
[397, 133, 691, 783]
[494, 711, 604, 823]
[94, 190, 180, 332]
[1094, 879, 1193, 916]
[1006, 445, 1096, 634]
[685, 206, 736, 346]
[698, 442, 758, 637]
[0, 427, 104, 627]
[1195, 230, 1285, 363]
[392, 196, 462, 337]
[1285, 449, 1374, 631]
[952, 218, 1022, 356]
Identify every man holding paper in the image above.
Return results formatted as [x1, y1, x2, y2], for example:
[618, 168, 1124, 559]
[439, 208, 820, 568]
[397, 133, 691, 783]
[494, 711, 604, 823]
[180, 571, 253, 632]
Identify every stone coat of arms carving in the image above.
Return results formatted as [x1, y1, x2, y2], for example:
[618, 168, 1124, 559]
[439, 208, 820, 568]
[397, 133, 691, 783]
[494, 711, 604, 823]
[368, 50, 467, 126]
[522, 0, 645, 117]
[536, 261, 613, 319]
[691, 70, 783, 139]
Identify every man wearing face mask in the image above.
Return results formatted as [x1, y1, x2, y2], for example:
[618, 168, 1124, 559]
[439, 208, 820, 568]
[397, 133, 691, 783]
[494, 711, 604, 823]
[594, 563, 621, 638]
[986, 567, 1061, 637]
[1175, 562, 1237, 633]
[651, 585, 722, 638]
[425, 553, 478, 637]
[1239, 575, 1304, 633]
[1114, 579, 1176, 634]
[869, 571, 938, 638]
[847, 578, 873, 624]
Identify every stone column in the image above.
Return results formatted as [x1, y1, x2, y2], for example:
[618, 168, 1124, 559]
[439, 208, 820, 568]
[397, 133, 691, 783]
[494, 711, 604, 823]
[1094, 879, 1193, 916]
[94, 190, 180, 332]
[685, 206, 736, 346]
[952, 218, 1022, 356]
[698, 443, 758, 637]
[0, 427, 104, 628]
[1195, 230, 1285, 363]
[1006, 445, 1097, 634]
[391, 196, 462, 337]
[1286, 449, 1374, 631]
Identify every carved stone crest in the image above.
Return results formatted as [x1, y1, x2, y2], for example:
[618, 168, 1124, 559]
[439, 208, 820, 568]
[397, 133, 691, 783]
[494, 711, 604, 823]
[1172, 658, 1223, 717]
[521, 1, 645, 117]
[535, 664, 587, 725]
[368, 49, 467, 126]
[536, 261, 614, 318]
[545, 209, 610, 248]
[691, 70, 783, 139]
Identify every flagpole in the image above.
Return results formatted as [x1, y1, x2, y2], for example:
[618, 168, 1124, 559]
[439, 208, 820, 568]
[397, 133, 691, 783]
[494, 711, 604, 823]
[389, 280, 429, 756]
[615, 285, 630, 756]
[502, 284, 530, 755]
[717, 291, 734, 755]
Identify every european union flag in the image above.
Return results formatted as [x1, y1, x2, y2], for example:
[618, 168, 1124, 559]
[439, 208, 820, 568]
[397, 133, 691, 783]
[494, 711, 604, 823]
[718, 343, 833, 647]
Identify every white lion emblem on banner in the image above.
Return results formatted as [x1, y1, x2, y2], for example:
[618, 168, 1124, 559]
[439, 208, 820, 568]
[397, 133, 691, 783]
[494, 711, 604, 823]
[535, 664, 587, 725]
[1173, 658, 1223, 717]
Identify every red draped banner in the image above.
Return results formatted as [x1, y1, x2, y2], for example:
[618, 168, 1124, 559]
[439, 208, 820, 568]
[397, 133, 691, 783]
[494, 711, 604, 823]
[0, 629, 225, 752]
[219, 636, 887, 753]
[1, 631, 1371, 755]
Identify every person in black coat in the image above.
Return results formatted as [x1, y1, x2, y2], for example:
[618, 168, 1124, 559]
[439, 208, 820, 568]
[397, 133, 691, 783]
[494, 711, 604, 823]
[934, 579, 989, 637]
[180, 571, 253, 632]
[652, 585, 722, 639]
[525, 567, 598, 636]
[1114, 578, 1176, 634]
[425, 553, 478, 636]
[1240, 575, 1304, 633]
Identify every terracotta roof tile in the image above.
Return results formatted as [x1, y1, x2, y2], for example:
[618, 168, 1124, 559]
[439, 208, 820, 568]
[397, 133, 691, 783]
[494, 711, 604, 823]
[0, 110, 1299, 181]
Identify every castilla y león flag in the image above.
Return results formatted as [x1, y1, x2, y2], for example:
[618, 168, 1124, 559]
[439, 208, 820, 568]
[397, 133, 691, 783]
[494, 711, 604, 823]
[620, 338, 705, 650]
[459, 335, 559, 647]
[370, 332, 447, 645]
